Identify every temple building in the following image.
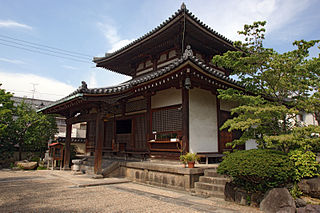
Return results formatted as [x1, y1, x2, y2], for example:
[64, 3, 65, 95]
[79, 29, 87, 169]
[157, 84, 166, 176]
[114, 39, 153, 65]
[40, 4, 248, 174]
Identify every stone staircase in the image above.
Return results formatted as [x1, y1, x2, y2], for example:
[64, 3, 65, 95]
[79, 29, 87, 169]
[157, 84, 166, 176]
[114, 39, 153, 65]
[194, 167, 230, 199]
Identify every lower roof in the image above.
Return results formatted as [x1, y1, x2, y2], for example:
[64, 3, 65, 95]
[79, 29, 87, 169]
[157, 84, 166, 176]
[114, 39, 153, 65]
[39, 46, 242, 114]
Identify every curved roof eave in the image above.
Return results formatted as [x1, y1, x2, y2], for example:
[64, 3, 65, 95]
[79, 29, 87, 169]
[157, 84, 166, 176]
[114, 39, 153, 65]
[93, 5, 237, 65]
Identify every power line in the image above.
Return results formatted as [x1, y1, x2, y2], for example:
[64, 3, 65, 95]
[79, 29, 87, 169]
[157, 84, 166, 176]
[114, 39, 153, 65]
[0, 34, 92, 58]
[0, 37, 91, 60]
[0, 42, 91, 63]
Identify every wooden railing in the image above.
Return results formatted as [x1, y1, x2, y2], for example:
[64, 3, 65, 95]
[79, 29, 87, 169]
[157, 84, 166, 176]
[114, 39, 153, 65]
[148, 139, 182, 152]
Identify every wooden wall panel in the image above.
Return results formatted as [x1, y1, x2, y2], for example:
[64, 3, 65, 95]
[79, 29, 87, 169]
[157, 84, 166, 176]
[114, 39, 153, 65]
[134, 115, 147, 151]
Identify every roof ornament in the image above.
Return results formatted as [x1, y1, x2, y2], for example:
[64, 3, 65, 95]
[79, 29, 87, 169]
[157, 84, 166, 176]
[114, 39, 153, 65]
[183, 45, 193, 59]
[79, 81, 88, 92]
[181, 2, 186, 10]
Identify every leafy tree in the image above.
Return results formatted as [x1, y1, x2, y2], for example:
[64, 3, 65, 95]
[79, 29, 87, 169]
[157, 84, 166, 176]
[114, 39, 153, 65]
[12, 101, 58, 160]
[0, 84, 15, 163]
[212, 21, 320, 153]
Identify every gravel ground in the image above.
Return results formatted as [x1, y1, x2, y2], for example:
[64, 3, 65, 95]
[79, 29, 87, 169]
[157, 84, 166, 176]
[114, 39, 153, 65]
[0, 170, 261, 213]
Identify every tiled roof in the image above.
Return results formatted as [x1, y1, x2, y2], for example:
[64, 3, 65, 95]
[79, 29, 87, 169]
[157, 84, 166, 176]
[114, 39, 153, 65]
[93, 4, 234, 63]
[39, 47, 242, 113]
[88, 57, 241, 95]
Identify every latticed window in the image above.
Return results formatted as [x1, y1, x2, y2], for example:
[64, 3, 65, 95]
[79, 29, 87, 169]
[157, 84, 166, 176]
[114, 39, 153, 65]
[152, 107, 182, 132]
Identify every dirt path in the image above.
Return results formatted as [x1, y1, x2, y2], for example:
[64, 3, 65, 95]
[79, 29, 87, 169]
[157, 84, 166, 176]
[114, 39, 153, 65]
[0, 170, 261, 213]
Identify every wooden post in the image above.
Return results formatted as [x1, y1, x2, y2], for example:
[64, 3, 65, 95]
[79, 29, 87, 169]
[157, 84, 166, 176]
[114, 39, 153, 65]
[63, 122, 72, 170]
[94, 113, 104, 174]
[182, 85, 189, 153]
[216, 95, 221, 154]
[145, 93, 151, 145]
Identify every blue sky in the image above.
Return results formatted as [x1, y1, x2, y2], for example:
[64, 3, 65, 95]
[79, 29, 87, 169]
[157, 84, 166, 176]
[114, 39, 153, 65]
[0, 0, 319, 101]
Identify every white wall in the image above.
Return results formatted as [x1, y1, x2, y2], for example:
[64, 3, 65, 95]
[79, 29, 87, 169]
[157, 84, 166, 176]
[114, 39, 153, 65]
[245, 139, 257, 150]
[189, 88, 218, 153]
[151, 88, 181, 109]
[303, 113, 319, 126]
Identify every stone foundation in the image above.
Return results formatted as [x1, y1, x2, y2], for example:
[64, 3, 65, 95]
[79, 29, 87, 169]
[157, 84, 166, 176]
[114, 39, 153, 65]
[79, 157, 206, 191]
[123, 162, 205, 191]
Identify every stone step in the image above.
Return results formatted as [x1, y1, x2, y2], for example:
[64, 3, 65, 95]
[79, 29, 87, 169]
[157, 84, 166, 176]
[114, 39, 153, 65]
[194, 188, 225, 199]
[204, 169, 222, 177]
[199, 176, 230, 185]
[194, 182, 225, 192]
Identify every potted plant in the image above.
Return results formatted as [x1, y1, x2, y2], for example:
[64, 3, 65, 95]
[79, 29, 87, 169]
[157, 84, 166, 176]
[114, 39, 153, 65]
[179, 155, 187, 167]
[181, 152, 199, 168]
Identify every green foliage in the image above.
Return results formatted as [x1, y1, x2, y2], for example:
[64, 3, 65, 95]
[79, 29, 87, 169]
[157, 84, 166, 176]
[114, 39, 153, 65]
[12, 101, 58, 160]
[0, 85, 58, 162]
[36, 166, 47, 170]
[212, 21, 320, 153]
[289, 150, 320, 182]
[180, 152, 200, 163]
[217, 149, 295, 192]
[0, 84, 15, 163]
[289, 182, 303, 199]
[30, 156, 40, 163]
[179, 155, 187, 164]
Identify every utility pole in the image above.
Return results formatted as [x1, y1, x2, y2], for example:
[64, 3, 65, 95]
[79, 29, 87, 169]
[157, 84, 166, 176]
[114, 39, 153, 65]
[30, 83, 38, 99]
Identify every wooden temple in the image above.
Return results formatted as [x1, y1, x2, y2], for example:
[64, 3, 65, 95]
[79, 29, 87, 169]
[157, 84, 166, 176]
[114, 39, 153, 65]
[40, 4, 246, 174]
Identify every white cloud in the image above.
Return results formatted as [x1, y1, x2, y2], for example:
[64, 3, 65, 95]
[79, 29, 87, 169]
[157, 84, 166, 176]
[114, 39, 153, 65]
[0, 57, 25, 64]
[88, 70, 97, 88]
[187, 0, 312, 41]
[0, 71, 75, 101]
[97, 22, 134, 53]
[0, 20, 32, 30]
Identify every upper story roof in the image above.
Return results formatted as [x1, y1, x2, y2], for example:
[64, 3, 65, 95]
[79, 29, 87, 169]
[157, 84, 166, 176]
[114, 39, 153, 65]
[93, 3, 239, 76]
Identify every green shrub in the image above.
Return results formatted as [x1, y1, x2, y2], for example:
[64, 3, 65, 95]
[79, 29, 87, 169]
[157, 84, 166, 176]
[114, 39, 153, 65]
[289, 182, 303, 199]
[36, 166, 47, 170]
[217, 149, 295, 192]
[30, 156, 40, 162]
[289, 150, 320, 182]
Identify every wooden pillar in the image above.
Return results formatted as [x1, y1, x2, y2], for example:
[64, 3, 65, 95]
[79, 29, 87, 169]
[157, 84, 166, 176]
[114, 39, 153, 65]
[182, 85, 189, 153]
[216, 95, 221, 154]
[145, 93, 151, 143]
[63, 122, 72, 170]
[94, 114, 104, 174]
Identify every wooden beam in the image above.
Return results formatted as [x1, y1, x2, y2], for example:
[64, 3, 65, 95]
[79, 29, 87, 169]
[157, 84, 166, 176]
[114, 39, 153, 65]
[94, 113, 104, 174]
[67, 113, 97, 124]
[63, 122, 72, 170]
[182, 83, 189, 153]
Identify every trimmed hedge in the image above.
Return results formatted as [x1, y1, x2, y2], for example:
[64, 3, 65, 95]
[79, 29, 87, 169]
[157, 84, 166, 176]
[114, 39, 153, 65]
[217, 149, 295, 192]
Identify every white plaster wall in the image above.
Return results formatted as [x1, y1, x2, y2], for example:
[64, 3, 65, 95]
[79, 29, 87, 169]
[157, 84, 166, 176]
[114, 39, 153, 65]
[220, 99, 239, 112]
[245, 139, 257, 150]
[189, 88, 218, 153]
[151, 88, 181, 109]
[304, 113, 319, 126]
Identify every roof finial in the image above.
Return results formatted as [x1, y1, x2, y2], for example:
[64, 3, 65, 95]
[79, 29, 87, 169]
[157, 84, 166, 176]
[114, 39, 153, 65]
[79, 81, 88, 92]
[183, 45, 193, 59]
[181, 2, 186, 10]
